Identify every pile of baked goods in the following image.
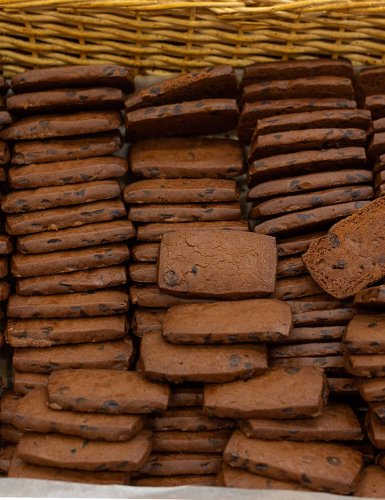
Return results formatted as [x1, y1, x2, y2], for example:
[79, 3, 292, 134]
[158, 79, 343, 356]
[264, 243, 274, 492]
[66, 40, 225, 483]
[2, 59, 385, 496]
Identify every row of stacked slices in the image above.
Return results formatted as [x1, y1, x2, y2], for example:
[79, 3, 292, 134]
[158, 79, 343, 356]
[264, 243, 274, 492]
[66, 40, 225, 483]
[0, 60, 384, 496]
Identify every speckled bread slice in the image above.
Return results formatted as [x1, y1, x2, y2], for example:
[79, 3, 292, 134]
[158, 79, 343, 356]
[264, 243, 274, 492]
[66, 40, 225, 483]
[303, 198, 385, 299]
[255, 109, 370, 136]
[13, 339, 133, 374]
[203, 366, 327, 419]
[125, 65, 237, 112]
[129, 203, 241, 223]
[344, 353, 385, 378]
[124, 179, 238, 204]
[293, 308, 354, 327]
[149, 408, 234, 432]
[2, 180, 121, 213]
[354, 285, 385, 308]
[276, 256, 307, 279]
[12, 132, 122, 165]
[169, 386, 203, 407]
[18, 430, 151, 472]
[12, 244, 130, 277]
[286, 295, 343, 313]
[241, 59, 354, 87]
[275, 326, 345, 344]
[130, 137, 244, 179]
[277, 232, 326, 258]
[137, 220, 248, 242]
[13, 387, 144, 441]
[6, 198, 126, 236]
[272, 355, 345, 375]
[132, 308, 165, 336]
[47, 368, 170, 413]
[270, 342, 342, 359]
[240, 404, 362, 442]
[365, 94, 385, 120]
[224, 430, 363, 495]
[328, 378, 358, 395]
[129, 263, 157, 284]
[139, 331, 267, 383]
[0, 392, 21, 424]
[132, 243, 159, 262]
[7, 290, 129, 319]
[248, 169, 372, 201]
[248, 147, 366, 186]
[1, 111, 121, 141]
[158, 230, 276, 299]
[17, 220, 134, 254]
[251, 186, 373, 218]
[9, 156, 128, 190]
[152, 430, 231, 453]
[238, 99, 357, 143]
[16, 266, 127, 295]
[7, 88, 124, 115]
[343, 313, 385, 354]
[219, 464, 310, 490]
[130, 285, 212, 308]
[162, 299, 292, 344]
[11, 65, 135, 93]
[13, 372, 48, 395]
[126, 99, 239, 139]
[355, 465, 385, 497]
[132, 475, 216, 487]
[8, 454, 130, 484]
[0, 444, 15, 474]
[255, 200, 370, 237]
[274, 275, 323, 301]
[6, 316, 128, 348]
[136, 453, 222, 476]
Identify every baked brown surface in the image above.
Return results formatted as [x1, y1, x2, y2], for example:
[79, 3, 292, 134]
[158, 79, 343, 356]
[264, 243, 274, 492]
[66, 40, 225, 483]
[355, 465, 385, 497]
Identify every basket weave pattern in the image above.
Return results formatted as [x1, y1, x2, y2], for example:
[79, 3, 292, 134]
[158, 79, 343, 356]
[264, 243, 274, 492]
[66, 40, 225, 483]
[1, 0, 385, 76]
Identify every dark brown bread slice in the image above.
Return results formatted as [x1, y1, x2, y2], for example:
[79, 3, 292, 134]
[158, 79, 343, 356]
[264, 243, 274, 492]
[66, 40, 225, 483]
[0, 110, 12, 128]
[12, 244, 130, 277]
[13, 372, 48, 395]
[129, 263, 157, 284]
[162, 299, 292, 344]
[343, 313, 385, 354]
[132, 308, 165, 336]
[372, 403, 385, 424]
[2, 180, 121, 214]
[271, 342, 342, 359]
[152, 430, 231, 453]
[6, 316, 128, 348]
[255, 109, 370, 136]
[0, 140, 10, 164]
[355, 285, 385, 308]
[1, 111, 121, 141]
[356, 66, 385, 98]
[204, 366, 327, 419]
[137, 453, 222, 476]
[17, 221, 134, 254]
[249, 128, 366, 163]
[128, 203, 241, 223]
[367, 410, 385, 449]
[149, 408, 234, 432]
[303, 198, 385, 299]
[124, 178, 238, 204]
[344, 353, 385, 377]
[0, 444, 15, 474]
[365, 94, 385, 120]
[0, 257, 9, 278]
[130, 285, 212, 308]
[7, 290, 129, 319]
[6, 198, 126, 236]
[293, 308, 354, 327]
[16, 266, 127, 295]
[240, 404, 362, 441]
[287, 295, 343, 314]
[224, 431, 363, 495]
[238, 99, 357, 143]
[130, 137, 244, 179]
[248, 169, 372, 201]
[13, 339, 133, 373]
[139, 332, 267, 383]
[368, 132, 385, 163]
[126, 99, 239, 139]
[7, 87, 124, 114]
[274, 275, 323, 300]
[132, 243, 159, 262]
[137, 220, 248, 242]
[0, 281, 10, 301]
[0, 392, 21, 424]
[158, 230, 276, 299]
[277, 255, 311, 278]
[11, 65, 135, 93]
[328, 377, 358, 394]
[18, 431, 151, 472]
[12, 132, 122, 165]
[376, 183, 385, 198]
[13, 387, 144, 441]
[242, 76, 354, 104]
[169, 386, 203, 408]
[9, 156, 128, 190]
[132, 475, 216, 487]
[0, 425, 23, 443]
[255, 200, 369, 237]
[277, 232, 326, 258]
[373, 117, 385, 134]
[0, 235, 12, 255]
[125, 65, 237, 111]
[8, 455, 129, 484]
[276, 326, 345, 344]
[248, 147, 366, 186]
[251, 186, 373, 218]
[47, 369, 170, 413]
[355, 465, 385, 497]
[358, 378, 385, 402]
[241, 59, 354, 87]
[272, 356, 345, 375]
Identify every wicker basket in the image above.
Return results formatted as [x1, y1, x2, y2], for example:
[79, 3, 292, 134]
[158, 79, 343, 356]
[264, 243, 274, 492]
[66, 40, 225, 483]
[1, 0, 385, 77]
